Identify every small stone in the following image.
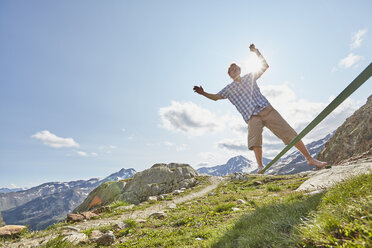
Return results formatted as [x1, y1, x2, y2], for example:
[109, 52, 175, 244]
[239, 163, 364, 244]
[168, 203, 177, 209]
[113, 222, 127, 230]
[253, 181, 263, 186]
[81, 211, 100, 220]
[67, 213, 85, 223]
[62, 233, 88, 245]
[92, 206, 111, 214]
[195, 237, 204, 241]
[157, 195, 165, 200]
[236, 199, 246, 205]
[147, 196, 158, 202]
[96, 231, 115, 246]
[91, 230, 103, 239]
[150, 211, 166, 219]
[0, 225, 27, 237]
[173, 190, 184, 195]
[136, 219, 146, 223]
[232, 207, 240, 211]
[180, 187, 187, 191]
[208, 192, 216, 196]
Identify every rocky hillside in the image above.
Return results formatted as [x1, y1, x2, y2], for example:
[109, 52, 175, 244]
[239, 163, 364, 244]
[0, 168, 136, 230]
[317, 95, 372, 164]
[74, 163, 198, 213]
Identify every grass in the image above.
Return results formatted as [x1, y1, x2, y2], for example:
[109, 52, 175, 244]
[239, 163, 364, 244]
[297, 173, 372, 247]
[2, 173, 370, 248]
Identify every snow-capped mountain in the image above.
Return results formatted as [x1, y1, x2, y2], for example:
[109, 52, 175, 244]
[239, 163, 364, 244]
[197, 132, 334, 176]
[0, 168, 136, 230]
[266, 132, 334, 175]
[0, 187, 27, 194]
[197, 155, 271, 176]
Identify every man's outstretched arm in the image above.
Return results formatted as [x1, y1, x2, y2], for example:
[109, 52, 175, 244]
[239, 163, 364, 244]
[193, 86, 223, 101]
[250, 44, 269, 80]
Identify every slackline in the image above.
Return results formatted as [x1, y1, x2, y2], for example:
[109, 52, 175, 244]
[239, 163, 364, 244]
[261, 62, 372, 174]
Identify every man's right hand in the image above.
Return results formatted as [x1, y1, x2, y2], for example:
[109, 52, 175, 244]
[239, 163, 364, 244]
[193, 85, 204, 95]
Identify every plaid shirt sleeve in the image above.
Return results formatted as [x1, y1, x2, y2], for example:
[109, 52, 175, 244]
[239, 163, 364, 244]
[217, 84, 230, 99]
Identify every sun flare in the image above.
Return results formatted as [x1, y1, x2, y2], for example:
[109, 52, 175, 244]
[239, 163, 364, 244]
[242, 53, 263, 73]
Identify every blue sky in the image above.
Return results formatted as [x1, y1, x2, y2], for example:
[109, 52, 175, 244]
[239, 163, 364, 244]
[1, 0, 371, 188]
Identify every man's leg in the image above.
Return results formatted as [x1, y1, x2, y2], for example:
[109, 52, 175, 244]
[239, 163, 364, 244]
[252, 146, 264, 173]
[294, 140, 327, 168]
[263, 107, 327, 169]
[248, 115, 264, 173]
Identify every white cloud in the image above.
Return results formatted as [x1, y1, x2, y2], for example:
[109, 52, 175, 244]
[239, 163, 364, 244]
[91, 152, 98, 157]
[350, 29, 367, 50]
[31, 130, 79, 148]
[338, 53, 363, 69]
[122, 128, 126, 132]
[158, 101, 226, 136]
[76, 151, 88, 157]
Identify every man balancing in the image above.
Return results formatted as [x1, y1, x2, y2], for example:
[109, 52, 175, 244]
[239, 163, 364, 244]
[193, 44, 327, 174]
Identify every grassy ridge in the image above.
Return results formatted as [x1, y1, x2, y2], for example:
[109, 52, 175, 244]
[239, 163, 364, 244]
[1, 173, 371, 247]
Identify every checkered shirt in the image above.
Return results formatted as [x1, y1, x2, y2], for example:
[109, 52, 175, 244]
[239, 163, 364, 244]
[218, 73, 270, 123]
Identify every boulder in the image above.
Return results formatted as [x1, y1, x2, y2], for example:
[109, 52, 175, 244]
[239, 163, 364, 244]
[96, 231, 115, 246]
[81, 211, 99, 220]
[67, 213, 85, 223]
[118, 163, 198, 204]
[0, 225, 27, 237]
[73, 181, 127, 213]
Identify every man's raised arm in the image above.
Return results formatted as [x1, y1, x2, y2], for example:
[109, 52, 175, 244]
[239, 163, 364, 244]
[193, 86, 223, 101]
[250, 44, 269, 80]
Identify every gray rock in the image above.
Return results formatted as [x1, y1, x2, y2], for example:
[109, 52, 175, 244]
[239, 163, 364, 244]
[113, 222, 127, 230]
[173, 190, 184, 195]
[236, 199, 246, 205]
[96, 231, 115, 246]
[62, 233, 88, 245]
[150, 211, 166, 219]
[296, 161, 372, 192]
[147, 196, 158, 202]
[168, 203, 177, 209]
[208, 192, 216, 196]
[232, 207, 241, 211]
[118, 163, 198, 204]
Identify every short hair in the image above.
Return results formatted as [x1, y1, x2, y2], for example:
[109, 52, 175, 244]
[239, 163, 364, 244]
[228, 63, 240, 74]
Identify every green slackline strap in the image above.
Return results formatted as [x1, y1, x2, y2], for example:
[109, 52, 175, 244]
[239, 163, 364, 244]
[261, 62, 372, 174]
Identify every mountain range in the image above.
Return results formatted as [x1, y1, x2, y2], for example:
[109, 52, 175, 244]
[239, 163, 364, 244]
[197, 132, 333, 176]
[0, 168, 136, 230]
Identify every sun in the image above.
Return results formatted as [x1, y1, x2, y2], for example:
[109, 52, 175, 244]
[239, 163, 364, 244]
[242, 53, 263, 73]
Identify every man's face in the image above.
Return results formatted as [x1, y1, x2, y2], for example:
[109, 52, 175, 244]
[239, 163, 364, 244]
[228, 64, 241, 80]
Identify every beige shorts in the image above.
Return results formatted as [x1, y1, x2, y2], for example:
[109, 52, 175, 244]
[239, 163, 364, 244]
[248, 105, 298, 150]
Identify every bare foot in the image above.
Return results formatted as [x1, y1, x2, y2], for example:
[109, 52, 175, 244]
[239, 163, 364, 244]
[257, 166, 264, 174]
[307, 158, 327, 170]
